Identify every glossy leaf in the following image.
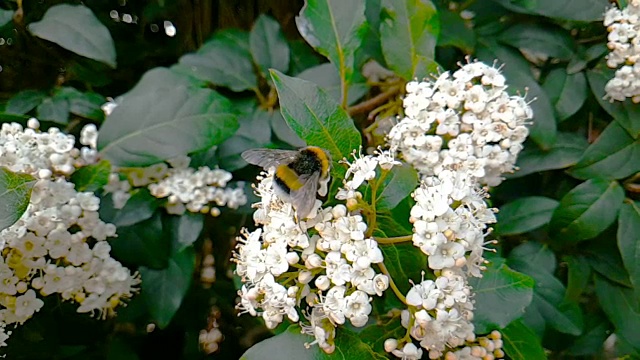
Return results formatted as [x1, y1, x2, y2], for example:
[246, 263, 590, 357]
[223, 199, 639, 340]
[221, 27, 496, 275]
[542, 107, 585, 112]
[569, 121, 640, 180]
[437, 10, 475, 52]
[36, 96, 70, 124]
[109, 213, 170, 269]
[509, 132, 588, 178]
[28, 4, 116, 68]
[618, 201, 640, 298]
[295, 0, 367, 98]
[288, 40, 323, 75]
[380, 243, 427, 294]
[140, 246, 196, 329]
[250, 15, 290, 76]
[477, 42, 557, 149]
[178, 29, 256, 92]
[469, 257, 534, 333]
[502, 319, 547, 360]
[565, 313, 609, 356]
[542, 68, 588, 121]
[494, 196, 559, 235]
[364, 164, 418, 211]
[587, 67, 640, 138]
[564, 255, 591, 303]
[585, 238, 632, 288]
[217, 107, 273, 171]
[270, 70, 362, 176]
[57, 87, 105, 121]
[70, 160, 111, 192]
[491, 0, 607, 21]
[297, 63, 369, 105]
[125, 67, 204, 98]
[594, 274, 640, 348]
[270, 111, 306, 147]
[0, 168, 35, 232]
[99, 188, 160, 228]
[508, 242, 556, 272]
[168, 212, 204, 251]
[98, 86, 238, 167]
[380, 0, 439, 80]
[500, 23, 576, 60]
[549, 179, 625, 243]
[5, 90, 47, 115]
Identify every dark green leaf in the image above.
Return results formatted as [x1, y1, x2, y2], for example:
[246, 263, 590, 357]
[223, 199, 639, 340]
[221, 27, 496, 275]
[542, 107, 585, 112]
[569, 121, 640, 180]
[270, 70, 362, 176]
[502, 319, 547, 360]
[549, 179, 625, 243]
[618, 201, 640, 298]
[380, 0, 439, 80]
[126, 67, 204, 98]
[587, 67, 640, 138]
[217, 107, 274, 171]
[508, 242, 556, 272]
[437, 10, 475, 52]
[379, 243, 427, 294]
[110, 212, 169, 269]
[250, 15, 290, 76]
[585, 238, 632, 288]
[288, 40, 323, 75]
[297, 63, 369, 105]
[564, 255, 591, 302]
[477, 42, 557, 149]
[0, 168, 35, 231]
[56, 87, 105, 121]
[499, 23, 576, 60]
[168, 212, 204, 251]
[469, 257, 534, 333]
[36, 96, 69, 124]
[594, 274, 640, 348]
[5, 90, 47, 115]
[107, 337, 140, 360]
[70, 160, 111, 192]
[0, 9, 12, 27]
[373, 165, 417, 211]
[140, 246, 195, 329]
[178, 29, 256, 92]
[494, 196, 559, 235]
[542, 68, 587, 121]
[28, 4, 117, 68]
[296, 0, 367, 94]
[271, 111, 306, 147]
[491, 0, 607, 21]
[98, 86, 238, 167]
[509, 132, 588, 178]
[565, 313, 609, 356]
[358, 318, 404, 354]
[99, 188, 160, 227]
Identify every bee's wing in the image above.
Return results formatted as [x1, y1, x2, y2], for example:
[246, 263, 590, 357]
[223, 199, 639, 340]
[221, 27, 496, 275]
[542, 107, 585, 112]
[241, 149, 298, 169]
[291, 171, 320, 219]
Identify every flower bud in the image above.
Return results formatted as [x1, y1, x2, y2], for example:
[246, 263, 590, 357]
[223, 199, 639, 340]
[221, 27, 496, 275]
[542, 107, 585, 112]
[286, 252, 300, 265]
[384, 338, 398, 352]
[298, 270, 313, 284]
[315, 275, 330, 291]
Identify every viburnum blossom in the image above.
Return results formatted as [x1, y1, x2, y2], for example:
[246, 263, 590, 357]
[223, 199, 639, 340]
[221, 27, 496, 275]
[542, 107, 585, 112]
[0, 120, 139, 348]
[388, 60, 532, 187]
[604, 0, 640, 102]
[234, 150, 399, 353]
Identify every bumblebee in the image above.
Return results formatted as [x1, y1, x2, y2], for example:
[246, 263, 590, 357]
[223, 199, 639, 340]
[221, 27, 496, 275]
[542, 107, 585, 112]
[241, 146, 331, 219]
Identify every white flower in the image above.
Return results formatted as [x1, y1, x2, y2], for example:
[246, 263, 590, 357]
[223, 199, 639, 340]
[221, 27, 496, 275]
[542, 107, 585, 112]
[344, 290, 371, 327]
[14, 290, 44, 322]
[391, 342, 423, 360]
[428, 242, 466, 270]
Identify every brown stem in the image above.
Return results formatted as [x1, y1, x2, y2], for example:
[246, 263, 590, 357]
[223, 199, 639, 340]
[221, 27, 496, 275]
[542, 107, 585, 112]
[347, 86, 401, 117]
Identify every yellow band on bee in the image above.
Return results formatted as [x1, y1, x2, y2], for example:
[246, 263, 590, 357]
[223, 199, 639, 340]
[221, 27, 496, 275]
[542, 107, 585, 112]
[276, 165, 304, 190]
[306, 146, 330, 177]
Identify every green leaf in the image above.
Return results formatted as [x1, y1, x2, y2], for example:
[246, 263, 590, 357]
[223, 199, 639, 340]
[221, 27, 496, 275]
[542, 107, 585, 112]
[379, 0, 439, 80]
[587, 67, 640, 138]
[98, 86, 238, 167]
[549, 179, 625, 243]
[27, 4, 117, 68]
[569, 121, 640, 180]
[107, 337, 140, 360]
[177, 29, 256, 92]
[380, 243, 427, 294]
[358, 318, 405, 354]
[140, 246, 195, 329]
[241, 325, 386, 360]
[502, 319, 547, 360]
[297, 63, 369, 105]
[168, 212, 204, 251]
[437, 10, 475, 52]
[110, 212, 170, 269]
[542, 68, 588, 121]
[509, 132, 588, 178]
[99, 188, 160, 228]
[296, 0, 367, 99]
[0, 9, 12, 27]
[508, 242, 556, 272]
[363, 164, 418, 212]
[494, 196, 559, 235]
[477, 42, 557, 149]
[0, 168, 35, 232]
[585, 238, 632, 288]
[564, 255, 591, 303]
[5, 90, 47, 115]
[618, 201, 640, 298]
[217, 107, 274, 171]
[36, 96, 70, 124]
[70, 160, 111, 192]
[125, 67, 204, 98]
[56, 87, 105, 121]
[288, 40, 323, 75]
[271, 111, 306, 147]
[269, 70, 362, 176]
[565, 313, 609, 356]
[594, 274, 640, 348]
[469, 257, 534, 333]
[508, 247, 584, 336]
[491, 0, 607, 21]
[250, 15, 290, 76]
[499, 23, 576, 61]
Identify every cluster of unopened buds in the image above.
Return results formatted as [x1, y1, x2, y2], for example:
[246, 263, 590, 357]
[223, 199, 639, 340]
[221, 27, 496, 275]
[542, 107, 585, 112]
[603, 0, 640, 102]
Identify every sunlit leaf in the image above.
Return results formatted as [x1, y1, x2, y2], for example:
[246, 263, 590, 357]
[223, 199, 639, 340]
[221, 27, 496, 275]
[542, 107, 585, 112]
[0, 168, 35, 232]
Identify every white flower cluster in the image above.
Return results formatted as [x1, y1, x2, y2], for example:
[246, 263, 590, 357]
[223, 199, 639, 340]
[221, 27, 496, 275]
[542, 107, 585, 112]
[234, 150, 400, 354]
[105, 157, 247, 216]
[604, 0, 640, 102]
[385, 330, 504, 360]
[388, 60, 532, 187]
[0, 121, 139, 348]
